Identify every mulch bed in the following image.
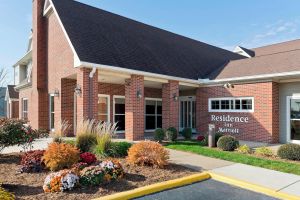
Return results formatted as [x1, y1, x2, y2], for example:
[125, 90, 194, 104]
[0, 153, 197, 200]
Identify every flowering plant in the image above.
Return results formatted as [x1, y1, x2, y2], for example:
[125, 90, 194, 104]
[20, 150, 45, 173]
[43, 169, 79, 192]
[79, 165, 105, 186]
[100, 160, 124, 181]
[196, 135, 205, 142]
[80, 152, 97, 165]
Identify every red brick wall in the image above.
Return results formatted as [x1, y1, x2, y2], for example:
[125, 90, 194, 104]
[196, 82, 279, 143]
[125, 75, 145, 140]
[12, 101, 19, 119]
[162, 81, 179, 130]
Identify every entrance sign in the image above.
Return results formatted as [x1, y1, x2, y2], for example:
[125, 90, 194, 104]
[211, 114, 249, 134]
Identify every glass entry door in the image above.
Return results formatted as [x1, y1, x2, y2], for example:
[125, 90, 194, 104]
[288, 96, 300, 143]
[179, 96, 196, 132]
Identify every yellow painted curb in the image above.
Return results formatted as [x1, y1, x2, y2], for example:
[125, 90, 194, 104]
[209, 172, 300, 200]
[94, 172, 210, 200]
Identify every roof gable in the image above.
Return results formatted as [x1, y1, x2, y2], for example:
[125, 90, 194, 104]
[51, 0, 244, 80]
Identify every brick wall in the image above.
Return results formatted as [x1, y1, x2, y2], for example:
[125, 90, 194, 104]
[125, 75, 145, 140]
[196, 82, 279, 143]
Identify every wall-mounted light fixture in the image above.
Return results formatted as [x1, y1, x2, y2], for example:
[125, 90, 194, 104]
[53, 88, 60, 97]
[136, 89, 142, 99]
[223, 83, 234, 89]
[173, 93, 178, 101]
[74, 84, 82, 96]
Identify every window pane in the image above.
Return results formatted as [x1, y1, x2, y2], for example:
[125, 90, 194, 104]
[50, 96, 54, 112]
[157, 101, 162, 114]
[235, 100, 241, 109]
[115, 115, 125, 131]
[146, 116, 156, 130]
[230, 100, 234, 109]
[115, 98, 125, 115]
[211, 100, 220, 110]
[98, 97, 108, 114]
[242, 99, 252, 110]
[221, 100, 230, 110]
[146, 100, 156, 114]
[157, 116, 162, 128]
[51, 113, 54, 129]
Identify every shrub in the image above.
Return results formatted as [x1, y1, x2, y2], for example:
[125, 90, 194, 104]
[254, 147, 274, 157]
[217, 136, 239, 151]
[50, 120, 70, 143]
[126, 141, 169, 168]
[154, 128, 165, 142]
[72, 162, 88, 171]
[166, 127, 178, 141]
[76, 133, 97, 153]
[100, 160, 124, 181]
[0, 119, 38, 152]
[277, 144, 300, 160]
[0, 187, 14, 200]
[43, 143, 80, 171]
[36, 129, 49, 138]
[43, 169, 79, 192]
[63, 139, 76, 147]
[182, 128, 192, 140]
[20, 150, 45, 173]
[80, 152, 97, 165]
[215, 132, 224, 145]
[236, 145, 251, 154]
[106, 142, 132, 157]
[79, 166, 105, 186]
[196, 135, 205, 142]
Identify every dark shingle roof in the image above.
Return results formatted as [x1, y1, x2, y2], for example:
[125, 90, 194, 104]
[7, 85, 19, 99]
[51, 0, 245, 80]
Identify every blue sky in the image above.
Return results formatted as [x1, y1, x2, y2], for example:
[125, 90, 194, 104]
[1, 0, 300, 84]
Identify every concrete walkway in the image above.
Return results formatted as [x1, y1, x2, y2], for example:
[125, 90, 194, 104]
[168, 149, 300, 197]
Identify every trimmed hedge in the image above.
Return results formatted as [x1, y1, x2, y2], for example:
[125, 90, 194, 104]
[182, 128, 192, 140]
[277, 144, 300, 160]
[217, 135, 239, 151]
[154, 128, 165, 142]
[166, 127, 178, 141]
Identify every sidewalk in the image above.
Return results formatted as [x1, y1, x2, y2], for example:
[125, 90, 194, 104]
[168, 149, 300, 197]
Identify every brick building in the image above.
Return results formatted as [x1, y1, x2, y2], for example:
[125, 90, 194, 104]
[10, 0, 300, 144]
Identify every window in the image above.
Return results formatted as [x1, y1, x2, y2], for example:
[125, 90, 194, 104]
[22, 98, 28, 120]
[114, 96, 125, 132]
[209, 97, 254, 112]
[49, 95, 54, 130]
[98, 95, 110, 122]
[145, 98, 162, 130]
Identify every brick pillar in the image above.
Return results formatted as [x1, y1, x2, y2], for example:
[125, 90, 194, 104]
[76, 68, 98, 128]
[125, 75, 144, 141]
[271, 82, 279, 143]
[162, 80, 179, 130]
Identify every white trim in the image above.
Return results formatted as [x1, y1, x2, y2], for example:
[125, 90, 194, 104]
[286, 96, 300, 144]
[113, 95, 125, 134]
[208, 97, 254, 113]
[49, 94, 55, 132]
[48, 0, 81, 67]
[98, 94, 110, 122]
[79, 61, 201, 85]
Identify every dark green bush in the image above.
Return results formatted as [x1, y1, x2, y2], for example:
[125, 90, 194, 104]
[107, 142, 132, 157]
[154, 128, 165, 142]
[215, 132, 224, 145]
[217, 135, 239, 151]
[76, 133, 97, 153]
[277, 144, 300, 161]
[166, 127, 178, 141]
[182, 128, 192, 140]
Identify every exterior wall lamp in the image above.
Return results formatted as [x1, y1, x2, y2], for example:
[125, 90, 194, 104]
[136, 89, 143, 99]
[173, 93, 178, 101]
[223, 82, 234, 89]
[74, 84, 82, 97]
[53, 88, 60, 97]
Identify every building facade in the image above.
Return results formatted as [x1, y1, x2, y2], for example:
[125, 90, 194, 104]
[11, 0, 300, 144]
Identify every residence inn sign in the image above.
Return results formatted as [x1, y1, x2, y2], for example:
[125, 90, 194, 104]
[211, 115, 249, 134]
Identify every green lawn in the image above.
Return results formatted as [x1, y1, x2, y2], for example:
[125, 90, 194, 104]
[165, 141, 300, 175]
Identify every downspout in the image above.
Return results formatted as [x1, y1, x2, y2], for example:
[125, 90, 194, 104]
[88, 67, 97, 119]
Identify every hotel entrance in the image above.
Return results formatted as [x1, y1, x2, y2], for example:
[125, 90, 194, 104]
[287, 96, 300, 144]
[179, 96, 196, 132]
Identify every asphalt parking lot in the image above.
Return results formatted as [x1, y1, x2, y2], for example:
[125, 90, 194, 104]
[134, 179, 278, 200]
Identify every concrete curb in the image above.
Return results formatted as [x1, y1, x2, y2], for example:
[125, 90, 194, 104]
[94, 172, 300, 200]
[93, 173, 210, 200]
[209, 172, 300, 200]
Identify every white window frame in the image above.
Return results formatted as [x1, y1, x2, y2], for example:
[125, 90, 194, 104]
[113, 95, 125, 133]
[98, 94, 110, 122]
[209, 97, 254, 113]
[22, 98, 28, 120]
[286, 96, 300, 144]
[49, 94, 55, 132]
[145, 97, 162, 132]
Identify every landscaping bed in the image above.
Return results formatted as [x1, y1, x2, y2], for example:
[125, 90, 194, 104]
[166, 140, 300, 175]
[0, 153, 196, 200]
